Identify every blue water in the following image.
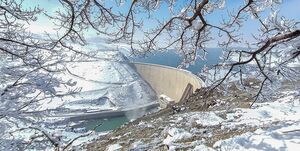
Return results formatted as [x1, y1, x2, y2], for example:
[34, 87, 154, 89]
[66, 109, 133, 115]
[82, 116, 129, 132]
[130, 48, 222, 73]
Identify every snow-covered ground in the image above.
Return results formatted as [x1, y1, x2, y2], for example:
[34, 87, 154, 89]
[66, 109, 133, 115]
[89, 88, 300, 151]
[169, 90, 300, 151]
[213, 90, 300, 151]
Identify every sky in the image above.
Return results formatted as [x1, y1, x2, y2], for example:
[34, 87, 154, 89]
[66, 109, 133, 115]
[22, 0, 300, 47]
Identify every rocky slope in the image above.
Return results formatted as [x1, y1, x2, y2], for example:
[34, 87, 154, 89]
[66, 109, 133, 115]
[86, 81, 300, 151]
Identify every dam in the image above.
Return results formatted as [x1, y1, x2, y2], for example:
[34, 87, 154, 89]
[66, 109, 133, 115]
[68, 62, 204, 119]
[73, 63, 205, 132]
[131, 62, 204, 104]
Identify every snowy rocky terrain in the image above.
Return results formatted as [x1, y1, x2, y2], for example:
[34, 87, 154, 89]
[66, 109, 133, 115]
[87, 84, 300, 151]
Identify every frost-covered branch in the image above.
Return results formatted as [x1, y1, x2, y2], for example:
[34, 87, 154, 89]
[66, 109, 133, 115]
[1, 0, 299, 149]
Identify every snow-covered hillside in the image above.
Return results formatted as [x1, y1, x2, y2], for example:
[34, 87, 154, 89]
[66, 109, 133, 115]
[87, 87, 300, 151]
[34, 49, 157, 113]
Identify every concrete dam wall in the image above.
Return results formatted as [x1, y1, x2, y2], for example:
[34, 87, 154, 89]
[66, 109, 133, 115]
[131, 63, 204, 103]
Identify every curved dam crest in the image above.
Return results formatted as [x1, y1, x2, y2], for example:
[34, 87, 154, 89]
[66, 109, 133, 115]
[131, 62, 204, 103]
